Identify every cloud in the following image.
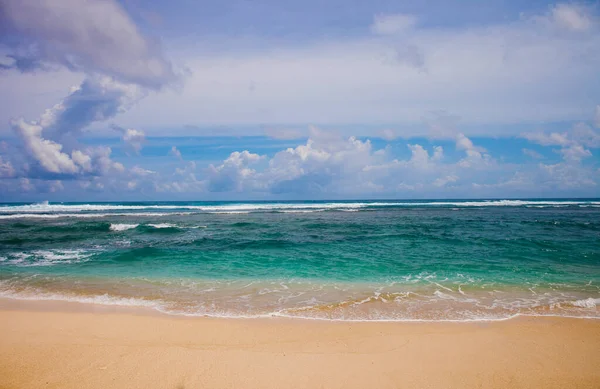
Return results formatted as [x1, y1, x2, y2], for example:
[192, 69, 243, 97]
[378, 129, 399, 141]
[199, 128, 457, 196]
[207, 151, 264, 192]
[371, 14, 418, 35]
[521, 132, 571, 146]
[522, 148, 543, 159]
[433, 175, 458, 187]
[0, 157, 16, 178]
[169, 146, 183, 160]
[521, 109, 600, 166]
[10, 76, 136, 177]
[559, 144, 592, 162]
[112, 125, 146, 154]
[12, 118, 79, 174]
[547, 3, 595, 32]
[131, 166, 156, 176]
[39, 77, 142, 143]
[595, 105, 600, 128]
[0, 0, 176, 89]
[102, 2, 599, 131]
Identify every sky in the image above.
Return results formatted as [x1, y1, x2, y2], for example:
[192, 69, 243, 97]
[0, 0, 599, 201]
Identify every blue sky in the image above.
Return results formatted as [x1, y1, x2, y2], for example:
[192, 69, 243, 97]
[0, 0, 599, 201]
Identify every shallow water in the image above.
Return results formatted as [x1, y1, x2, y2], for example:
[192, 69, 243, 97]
[1, 199, 599, 321]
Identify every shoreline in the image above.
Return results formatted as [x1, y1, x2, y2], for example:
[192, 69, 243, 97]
[1, 296, 599, 322]
[1, 299, 599, 389]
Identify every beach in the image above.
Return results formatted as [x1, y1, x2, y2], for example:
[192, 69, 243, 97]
[1, 300, 599, 389]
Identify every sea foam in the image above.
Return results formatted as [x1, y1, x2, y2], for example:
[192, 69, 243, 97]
[109, 223, 139, 231]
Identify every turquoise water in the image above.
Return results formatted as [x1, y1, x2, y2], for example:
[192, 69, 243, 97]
[0, 200, 599, 321]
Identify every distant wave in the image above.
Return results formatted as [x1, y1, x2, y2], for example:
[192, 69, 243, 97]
[109, 223, 139, 231]
[1, 200, 599, 216]
[0, 212, 193, 219]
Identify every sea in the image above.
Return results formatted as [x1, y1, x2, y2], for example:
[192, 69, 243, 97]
[0, 199, 599, 322]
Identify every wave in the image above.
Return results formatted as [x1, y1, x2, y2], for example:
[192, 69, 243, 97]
[0, 289, 162, 309]
[569, 298, 600, 309]
[147, 223, 177, 229]
[0, 212, 192, 219]
[0, 249, 94, 267]
[109, 223, 139, 231]
[0, 278, 598, 321]
[1, 200, 599, 216]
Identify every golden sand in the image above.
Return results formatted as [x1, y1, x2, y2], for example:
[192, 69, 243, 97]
[0, 300, 598, 389]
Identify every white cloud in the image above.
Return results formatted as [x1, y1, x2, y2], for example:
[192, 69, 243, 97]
[521, 110, 599, 167]
[107, 3, 600, 132]
[432, 146, 444, 161]
[595, 105, 600, 128]
[371, 14, 418, 35]
[12, 118, 79, 174]
[522, 148, 543, 159]
[121, 128, 146, 154]
[206, 151, 264, 192]
[559, 144, 592, 162]
[378, 129, 399, 141]
[0, 0, 176, 88]
[10, 76, 136, 177]
[0, 156, 15, 178]
[433, 175, 458, 187]
[169, 146, 183, 160]
[548, 3, 595, 32]
[521, 132, 571, 146]
[131, 166, 156, 176]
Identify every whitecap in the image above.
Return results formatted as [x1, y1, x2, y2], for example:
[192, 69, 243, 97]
[147, 223, 177, 229]
[109, 223, 139, 231]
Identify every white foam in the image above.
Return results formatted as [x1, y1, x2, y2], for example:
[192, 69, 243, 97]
[2, 249, 94, 267]
[208, 211, 251, 214]
[109, 223, 139, 231]
[1, 200, 598, 216]
[0, 212, 191, 219]
[571, 298, 600, 309]
[0, 289, 162, 308]
[147, 223, 177, 229]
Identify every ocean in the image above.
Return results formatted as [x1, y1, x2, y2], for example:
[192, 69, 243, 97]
[0, 199, 598, 321]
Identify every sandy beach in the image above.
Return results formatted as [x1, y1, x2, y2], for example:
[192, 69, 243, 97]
[0, 300, 598, 389]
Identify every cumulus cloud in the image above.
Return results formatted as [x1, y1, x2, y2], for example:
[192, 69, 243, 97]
[10, 76, 135, 178]
[0, 0, 176, 88]
[207, 151, 264, 192]
[12, 118, 79, 174]
[199, 128, 462, 196]
[521, 110, 600, 166]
